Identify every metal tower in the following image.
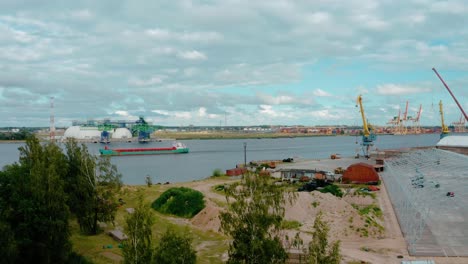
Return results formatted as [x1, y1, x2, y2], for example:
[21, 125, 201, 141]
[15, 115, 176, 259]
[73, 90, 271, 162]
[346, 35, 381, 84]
[50, 96, 55, 142]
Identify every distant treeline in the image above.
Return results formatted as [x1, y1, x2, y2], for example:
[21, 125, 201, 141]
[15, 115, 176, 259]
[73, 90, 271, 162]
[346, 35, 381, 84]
[0, 129, 32, 140]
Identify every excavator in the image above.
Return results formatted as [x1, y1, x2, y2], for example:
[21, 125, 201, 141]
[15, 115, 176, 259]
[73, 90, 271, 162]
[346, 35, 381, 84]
[356, 95, 377, 158]
[439, 100, 450, 139]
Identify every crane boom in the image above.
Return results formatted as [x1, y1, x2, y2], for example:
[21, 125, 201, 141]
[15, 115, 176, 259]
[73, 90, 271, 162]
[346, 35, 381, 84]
[432, 67, 468, 122]
[415, 104, 422, 121]
[403, 101, 409, 121]
[357, 95, 370, 136]
[439, 100, 450, 138]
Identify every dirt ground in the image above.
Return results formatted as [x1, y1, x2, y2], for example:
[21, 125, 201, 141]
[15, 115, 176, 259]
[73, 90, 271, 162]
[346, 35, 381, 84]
[182, 176, 467, 264]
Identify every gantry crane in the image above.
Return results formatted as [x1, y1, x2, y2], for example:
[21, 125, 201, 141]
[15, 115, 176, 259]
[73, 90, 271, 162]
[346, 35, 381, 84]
[400, 101, 409, 135]
[451, 114, 467, 133]
[356, 95, 377, 158]
[439, 100, 450, 139]
[386, 108, 401, 134]
[408, 104, 423, 134]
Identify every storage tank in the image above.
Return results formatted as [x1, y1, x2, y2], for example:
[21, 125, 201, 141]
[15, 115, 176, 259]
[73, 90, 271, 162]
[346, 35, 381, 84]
[64, 126, 101, 139]
[342, 163, 379, 184]
[112, 128, 132, 139]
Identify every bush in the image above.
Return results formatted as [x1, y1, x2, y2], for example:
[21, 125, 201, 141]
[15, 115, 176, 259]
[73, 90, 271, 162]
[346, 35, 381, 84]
[152, 187, 205, 218]
[212, 169, 223, 177]
[319, 185, 343, 197]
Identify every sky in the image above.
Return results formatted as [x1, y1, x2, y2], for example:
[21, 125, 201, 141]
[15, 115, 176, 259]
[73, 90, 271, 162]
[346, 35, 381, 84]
[0, 0, 467, 127]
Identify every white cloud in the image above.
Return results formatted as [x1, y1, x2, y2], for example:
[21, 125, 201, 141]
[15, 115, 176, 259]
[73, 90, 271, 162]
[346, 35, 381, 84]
[198, 107, 207, 117]
[376, 84, 431, 95]
[70, 9, 93, 20]
[313, 89, 332, 97]
[145, 28, 222, 43]
[177, 50, 207, 60]
[129, 76, 165, 86]
[115, 110, 130, 117]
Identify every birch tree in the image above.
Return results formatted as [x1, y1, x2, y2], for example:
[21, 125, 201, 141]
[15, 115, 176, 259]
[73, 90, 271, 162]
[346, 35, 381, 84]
[219, 172, 296, 263]
[123, 195, 154, 264]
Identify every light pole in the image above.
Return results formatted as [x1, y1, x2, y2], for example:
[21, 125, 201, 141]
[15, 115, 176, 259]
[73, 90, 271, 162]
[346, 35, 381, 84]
[243, 142, 247, 167]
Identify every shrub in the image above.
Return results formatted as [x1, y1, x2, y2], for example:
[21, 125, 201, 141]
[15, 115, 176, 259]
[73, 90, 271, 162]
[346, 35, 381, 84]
[319, 185, 343, 197]
[152, 187, 205, 218]
[212, 169, 223, 177]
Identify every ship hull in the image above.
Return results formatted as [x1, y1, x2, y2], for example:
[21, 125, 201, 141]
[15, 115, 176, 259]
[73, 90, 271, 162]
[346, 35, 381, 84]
[99, 147, 189, 156]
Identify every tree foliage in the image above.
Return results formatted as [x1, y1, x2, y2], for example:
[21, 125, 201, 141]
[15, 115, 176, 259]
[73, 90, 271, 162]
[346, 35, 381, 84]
[307, 212, 341, 264]
[65, 139, 122, 234]
[219, 172, 296, 264]
[153, 228, 196, 264]
[0, 136, 71, 263]
[123, 195, 155, 264]
[152, 187, 205, 218]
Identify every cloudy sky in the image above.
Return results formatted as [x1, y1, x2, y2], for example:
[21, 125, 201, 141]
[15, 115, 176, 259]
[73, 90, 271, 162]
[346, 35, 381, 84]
[0, 0, 467, 127]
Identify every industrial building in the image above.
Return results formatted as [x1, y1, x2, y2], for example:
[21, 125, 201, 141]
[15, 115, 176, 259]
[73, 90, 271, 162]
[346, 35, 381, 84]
[382, 148, 468, 257]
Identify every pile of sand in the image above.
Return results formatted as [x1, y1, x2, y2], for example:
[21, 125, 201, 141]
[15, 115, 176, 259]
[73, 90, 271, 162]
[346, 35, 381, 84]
[284, 191, 384, 240]
[190, 190, 383, 242]
[190, 201, 223, 233]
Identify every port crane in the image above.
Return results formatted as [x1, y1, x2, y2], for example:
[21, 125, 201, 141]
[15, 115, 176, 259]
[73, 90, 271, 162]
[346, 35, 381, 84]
[386, 108, 401, 134]
[98, 123, 117, 144]
[132, 116, 154, 143]
[408, 104, 423, 134]
[439, 100, 450, 139]
[356, 95, 377, 158]
[452, 114, 467, 133]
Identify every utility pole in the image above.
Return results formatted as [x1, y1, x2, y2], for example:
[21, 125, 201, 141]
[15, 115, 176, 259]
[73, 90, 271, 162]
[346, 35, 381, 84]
[50, 96, 55, 142]
[243, 142, 247, 167]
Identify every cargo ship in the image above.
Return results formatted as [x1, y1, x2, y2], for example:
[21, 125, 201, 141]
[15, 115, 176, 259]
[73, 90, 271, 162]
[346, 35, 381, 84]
[99, 142, 189, 156]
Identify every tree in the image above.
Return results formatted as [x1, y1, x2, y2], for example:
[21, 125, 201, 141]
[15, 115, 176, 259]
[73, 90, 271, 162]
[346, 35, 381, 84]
[307, 212, 341, 264]
[123, 195, 155, 264]
[0, 136, 71, 263]
[65, 139, 122, 234]
[219, 172, 295, 263]
[153, 228, 196, 264]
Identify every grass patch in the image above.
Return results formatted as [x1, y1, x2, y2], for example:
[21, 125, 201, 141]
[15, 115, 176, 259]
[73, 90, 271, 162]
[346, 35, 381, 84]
[281, 220, 302, 230]
[312, 201, 320, 208]
[71, 184, 229, 264]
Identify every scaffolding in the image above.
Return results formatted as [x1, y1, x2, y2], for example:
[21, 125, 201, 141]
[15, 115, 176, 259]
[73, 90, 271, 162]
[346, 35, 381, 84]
[382, 148, 468, 257]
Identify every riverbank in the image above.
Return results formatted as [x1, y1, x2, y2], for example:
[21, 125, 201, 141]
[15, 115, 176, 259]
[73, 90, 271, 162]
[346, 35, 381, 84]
[154, 131, 339, 140]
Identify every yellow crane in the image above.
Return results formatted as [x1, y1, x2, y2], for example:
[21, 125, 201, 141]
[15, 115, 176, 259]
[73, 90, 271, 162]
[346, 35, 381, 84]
[439, 100, 450, 138]
[356, 95, 376, 157]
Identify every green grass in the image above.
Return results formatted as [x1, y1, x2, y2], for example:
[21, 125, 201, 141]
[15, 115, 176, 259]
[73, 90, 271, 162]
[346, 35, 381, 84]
[281, 220, 302, 230]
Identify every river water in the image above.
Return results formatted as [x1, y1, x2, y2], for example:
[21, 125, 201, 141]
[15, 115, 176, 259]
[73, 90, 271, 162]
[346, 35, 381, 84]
[0, 134, 440, 184]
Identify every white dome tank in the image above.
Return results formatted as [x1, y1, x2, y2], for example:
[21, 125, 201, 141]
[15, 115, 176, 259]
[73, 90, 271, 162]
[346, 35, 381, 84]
[64, 126, 101, 139]
[112, 128, 132, 139]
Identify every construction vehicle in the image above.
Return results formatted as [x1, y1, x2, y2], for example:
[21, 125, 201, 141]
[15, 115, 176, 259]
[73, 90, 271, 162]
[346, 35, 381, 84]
[334, 167, 344, 174]
[356, 95, 377, 158]
[330, 153, 341, 160]
[439, 100, 450, 139]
